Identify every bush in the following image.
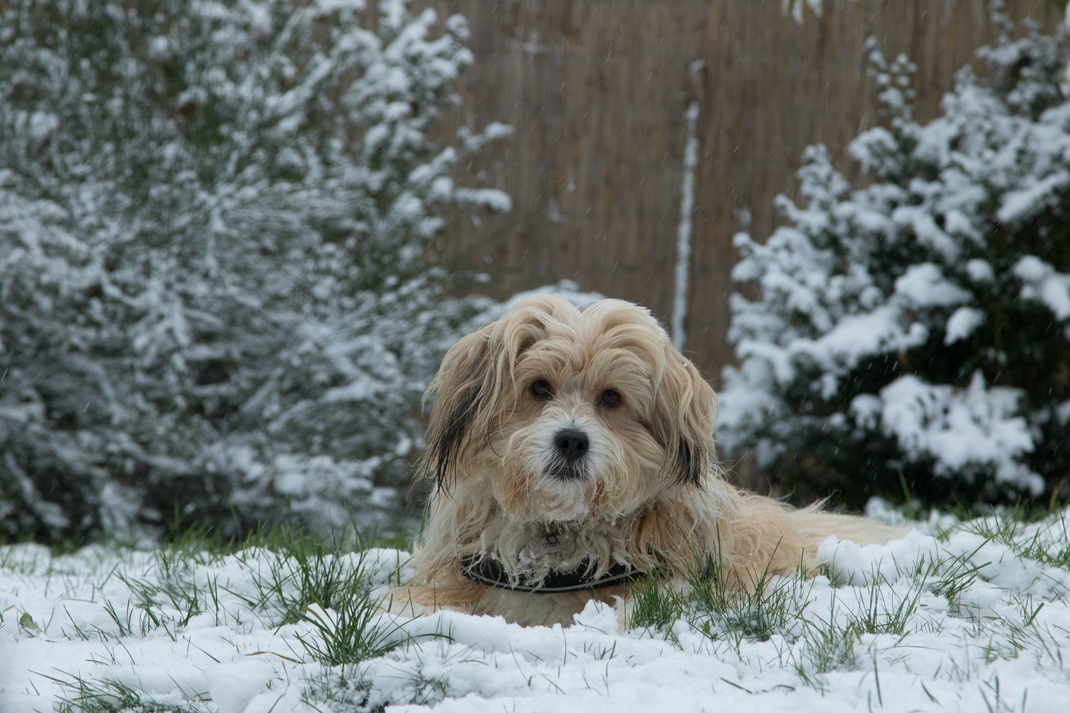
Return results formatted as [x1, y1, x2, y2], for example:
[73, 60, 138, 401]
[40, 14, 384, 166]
[0, 0, 510, 543]
[719, 19, 1070, 510]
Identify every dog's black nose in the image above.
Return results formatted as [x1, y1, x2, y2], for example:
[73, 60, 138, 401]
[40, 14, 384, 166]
[554, 428, 590, 461]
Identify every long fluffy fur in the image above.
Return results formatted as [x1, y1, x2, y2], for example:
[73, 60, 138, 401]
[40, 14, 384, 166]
[389, 295, 905, 626]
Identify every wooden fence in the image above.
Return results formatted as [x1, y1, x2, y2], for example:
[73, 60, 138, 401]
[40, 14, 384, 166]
[425, 0, 1059, 379]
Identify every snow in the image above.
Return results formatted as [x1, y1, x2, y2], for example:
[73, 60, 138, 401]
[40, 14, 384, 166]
[963, 258, 995, 284]
[1014, 256, 1070, 321]
[671, 63, 705, 353]
[877, 372, 1042, 494]
[891, 205, 962, 263]
[5, 512, 1070, 712]
[943, 305, 985, 345]
[670, 64, 705, 353]
[893, 263, 971, 308]
[452, 187, 513, 213]
[783, 0, 824, 24]
[998, 170, 1070, 226]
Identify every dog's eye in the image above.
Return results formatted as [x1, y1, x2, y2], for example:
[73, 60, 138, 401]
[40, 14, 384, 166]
[530, 379, 553, 401]
[600, 389, 622, 408]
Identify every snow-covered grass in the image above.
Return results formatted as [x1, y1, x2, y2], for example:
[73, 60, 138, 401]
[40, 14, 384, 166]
[4, 509, 1070, 713]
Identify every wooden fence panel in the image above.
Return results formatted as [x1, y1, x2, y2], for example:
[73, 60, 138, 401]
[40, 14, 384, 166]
[424, 0, 1059, 379]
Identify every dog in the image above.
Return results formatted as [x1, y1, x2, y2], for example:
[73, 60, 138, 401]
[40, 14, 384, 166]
[389, 294, 905, 626]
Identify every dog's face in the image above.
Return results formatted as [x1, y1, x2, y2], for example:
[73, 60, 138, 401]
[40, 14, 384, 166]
[421, 295, 717, 524]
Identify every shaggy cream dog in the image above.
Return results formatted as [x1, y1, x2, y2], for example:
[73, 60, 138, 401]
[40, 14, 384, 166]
[391, 295, 904, 626]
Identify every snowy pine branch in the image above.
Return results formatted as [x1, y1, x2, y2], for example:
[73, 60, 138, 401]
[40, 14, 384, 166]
[0, 0, 510, 542]
[720, 21, 1070, 509]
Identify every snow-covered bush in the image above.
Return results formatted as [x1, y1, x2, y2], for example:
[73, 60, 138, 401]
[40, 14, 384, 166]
[0, 0, 511, 542]
[719, 21, 1070, 509]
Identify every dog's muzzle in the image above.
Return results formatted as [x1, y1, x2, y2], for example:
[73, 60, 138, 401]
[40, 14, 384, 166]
[548, 428, 589, 480]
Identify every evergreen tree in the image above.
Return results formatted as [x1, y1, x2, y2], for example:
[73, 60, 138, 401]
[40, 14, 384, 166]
[719, 20, 1070, 509]
[0, 0, 510, 542]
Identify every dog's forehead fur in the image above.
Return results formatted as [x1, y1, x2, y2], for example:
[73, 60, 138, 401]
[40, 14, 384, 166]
[497, 296, 670, 387]
[502, 295, 663, 341]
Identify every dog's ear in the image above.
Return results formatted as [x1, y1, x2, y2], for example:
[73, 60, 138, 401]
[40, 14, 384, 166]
[418, 323, 498, 490]
[652, 351, 718, 486]
[419, 299, 556, 489]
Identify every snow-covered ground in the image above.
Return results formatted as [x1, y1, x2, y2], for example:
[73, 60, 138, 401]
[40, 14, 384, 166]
[3, 509, 1070, 713]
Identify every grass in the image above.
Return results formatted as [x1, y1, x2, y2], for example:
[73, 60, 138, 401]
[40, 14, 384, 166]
[47, 675, 211, 713]
[3, 523, 425, 713]
[629, 546, 826, 652]
[5, 506, 1070, 711]
[625, 506, 1070, 693]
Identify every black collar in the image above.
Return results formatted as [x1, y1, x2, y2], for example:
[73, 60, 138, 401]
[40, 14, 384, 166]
[460, 554, 646, 593]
